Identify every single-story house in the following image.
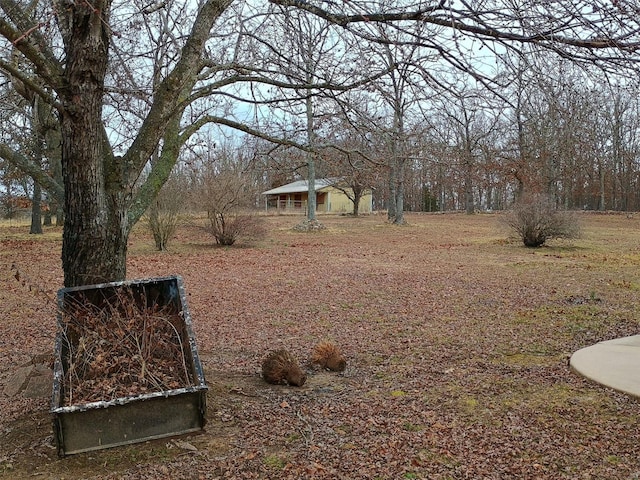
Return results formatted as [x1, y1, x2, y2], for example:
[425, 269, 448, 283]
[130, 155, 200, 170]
[261, 178, 373, 214]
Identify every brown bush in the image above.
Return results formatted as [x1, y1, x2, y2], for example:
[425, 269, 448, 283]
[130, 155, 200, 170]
[191, 167, 266, 246]
[504, 194, 580, 247]
[145, 173, 187, 250]
[206, 211, 266, 246]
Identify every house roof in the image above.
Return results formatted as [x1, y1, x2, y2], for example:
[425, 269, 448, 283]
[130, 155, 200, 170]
[262, 178, 336, 195]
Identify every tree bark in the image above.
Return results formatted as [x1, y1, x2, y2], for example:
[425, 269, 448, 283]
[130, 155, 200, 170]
[306, 92, 317, 221]
[29, 180, 42, 234]
[57, 0, 125, 286]
[394, 165, 405, 224]
[43, 200, 52, 226]
[387, 161, 397, 221]
[464, 155, 475, 214]
[352, 186, 362, 216]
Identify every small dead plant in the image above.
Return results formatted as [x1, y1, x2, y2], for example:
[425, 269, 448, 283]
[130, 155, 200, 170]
[60, 289, 193, 405]
[144, 172, 187, 251]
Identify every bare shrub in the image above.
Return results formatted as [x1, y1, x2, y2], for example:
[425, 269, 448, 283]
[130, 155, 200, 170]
[505, 194, 580, 247]
[147, 205, 178, 251]
[207, 211, 266, 246]
[145, 173, 186, 250]
[196, 169, 265, 246]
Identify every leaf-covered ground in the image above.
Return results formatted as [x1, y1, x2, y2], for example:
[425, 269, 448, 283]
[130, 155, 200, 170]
[1, 212, 640, 479]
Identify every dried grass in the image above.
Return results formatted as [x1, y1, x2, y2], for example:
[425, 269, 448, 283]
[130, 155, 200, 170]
[60, 289, 193, 405]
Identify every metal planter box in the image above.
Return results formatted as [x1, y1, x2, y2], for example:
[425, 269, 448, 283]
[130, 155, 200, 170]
[51, 275, 207, 456]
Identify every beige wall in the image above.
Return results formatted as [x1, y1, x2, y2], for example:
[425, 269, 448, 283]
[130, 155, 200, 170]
[323, 187, 372, 214]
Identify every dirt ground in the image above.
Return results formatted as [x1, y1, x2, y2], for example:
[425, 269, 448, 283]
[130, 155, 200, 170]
[2, 212, 640, 479]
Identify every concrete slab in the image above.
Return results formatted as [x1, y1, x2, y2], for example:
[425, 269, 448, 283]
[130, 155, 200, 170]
[570, 334, 640, 398]
[3, 361, 54, 398]
[24, 371, 53, 398]
[3, 365, 32, 397]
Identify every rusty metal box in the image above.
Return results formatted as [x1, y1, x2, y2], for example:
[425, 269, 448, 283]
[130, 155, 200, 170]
[51, 275, 207, 456]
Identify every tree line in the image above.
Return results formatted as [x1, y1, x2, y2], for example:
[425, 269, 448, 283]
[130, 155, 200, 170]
[146, 59, 640, 219]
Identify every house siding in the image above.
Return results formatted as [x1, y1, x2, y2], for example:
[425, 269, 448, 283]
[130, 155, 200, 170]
[323, 187, 372, 214]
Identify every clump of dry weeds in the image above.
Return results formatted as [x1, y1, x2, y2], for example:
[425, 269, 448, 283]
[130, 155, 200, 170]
[60, 290, 193, 405]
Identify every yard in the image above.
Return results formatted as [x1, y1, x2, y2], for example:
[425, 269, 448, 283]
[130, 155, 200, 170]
[1, 212, 640, 479]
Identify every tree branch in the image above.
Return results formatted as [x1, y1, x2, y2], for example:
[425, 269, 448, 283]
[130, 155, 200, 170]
[0, 59, 63, 111]
[269, 0, 447, 26]
[122, 0, 234, 179]
[270, 0, 640, 52]
[0, 142, 65, 202]
[0, 0, 65, 92]
[182, 114, 313, 152]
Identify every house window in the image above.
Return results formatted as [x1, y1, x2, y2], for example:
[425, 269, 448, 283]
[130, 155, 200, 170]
[294, 194, 302, 209]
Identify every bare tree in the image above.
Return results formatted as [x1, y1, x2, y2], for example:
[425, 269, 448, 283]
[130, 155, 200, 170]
[248, 6, 373, 227]
[370, 30, 428, 224]
[269, 9, 334, 225]
[322, 114, 384, 216]
[600, 86, 640, 211]
[496, 53, 640, 211]
[431, 82, 502, 214]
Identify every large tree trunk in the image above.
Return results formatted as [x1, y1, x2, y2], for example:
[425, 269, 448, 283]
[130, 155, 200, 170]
[388, 160, 406, 224]
[61, 175, 129, 286]
[598, 160, 606, 211]
[60, 113, 129, 286]
[29, 96, 45, 234]
[43, 205, 52, 226]
[30, 180, 42, 234]
[388, 97, 406, 225]
[58, 1, 127, 287]
[352, 187, 362, 216]
[307, 156, 317, 221]
[464, 158, 474, 215]
[387, 162, 397, 221]
[394, 167, 405, 224]
[305, 94, 317, 221]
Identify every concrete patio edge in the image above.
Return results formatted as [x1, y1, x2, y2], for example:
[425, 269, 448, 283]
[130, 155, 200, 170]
[570, 334, 640, 398]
